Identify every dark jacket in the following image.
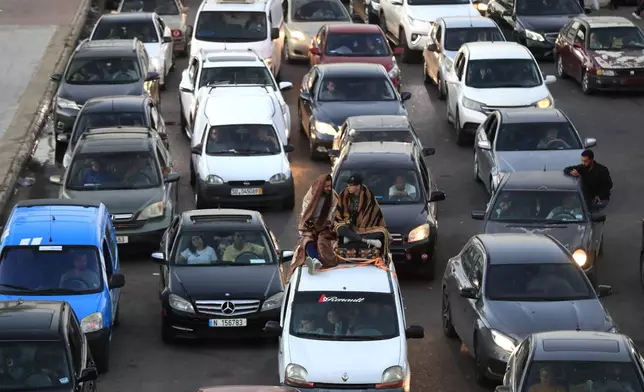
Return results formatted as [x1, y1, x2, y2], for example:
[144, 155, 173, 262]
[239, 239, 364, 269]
[563, 162, 613, 202]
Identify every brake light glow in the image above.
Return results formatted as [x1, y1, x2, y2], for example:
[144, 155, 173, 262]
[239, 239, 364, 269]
[172, 29, 182, 37]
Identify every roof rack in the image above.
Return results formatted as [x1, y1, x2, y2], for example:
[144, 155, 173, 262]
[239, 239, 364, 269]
[206, 83, 271, 94]
[16, 199, 100, 208]
[81, 127, 152, 139]
[190, 214, 253, 223]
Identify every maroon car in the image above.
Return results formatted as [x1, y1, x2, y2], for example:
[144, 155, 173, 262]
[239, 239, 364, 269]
[554, 16, 644, 94]
[198, 387, 299, 392]
[308, 23, 403, 90]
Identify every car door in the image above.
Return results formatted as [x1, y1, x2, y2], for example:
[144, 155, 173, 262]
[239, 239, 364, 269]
[480, 114, 499, 183]
[66, 315, 85, 389]
[560, 22, 579, 75]
[149, 101, 167, 137]
[311, 27, 326, 66]
[424, 23, 440, 81]
[449, 243, 474, 341]
[160, 216, 180, 294]
[278, 281, 293, 379]
[475, 114, 494, 179]
[159, 18, 174, 70]
[570, 24, 588, 82]
[447, 51, 465, 117]
[460, 244, 484, 351]
[419, 158, 438, 225]
[512, 340, 532, 392]
[102, 229, 120, 321]
[180, 57, 199, 129]
[156, 139, 177, 210]
[300, 68, 319, 134]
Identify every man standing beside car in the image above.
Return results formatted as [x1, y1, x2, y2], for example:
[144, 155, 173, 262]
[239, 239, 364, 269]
[563, 149, 613, 210]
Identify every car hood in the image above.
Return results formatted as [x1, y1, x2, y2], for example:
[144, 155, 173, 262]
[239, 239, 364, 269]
[58, 82, 142, 105]
[464, 86, 549, 107]
[61, 187, 163, 215]
[205, 154, 286, 182]
[380, 204, 428, 235]
[289, 21, 351, 37]
[487, 299, 612, 338]
[144, 43, 162, 60]
[0, 293, 103, 321]
[444, 50, 458, 61]
[192, 40, 272, 59]
[288, 336, 402, 383]
[483, 221, 589, 251]
[406, 4, 476, 22]
[516, 14, 581, 32]
[170, 265, 281, 300]
[495, 150, 582, 173]
[316, 101, 406, 127]
[321, 55, 394, 70]
[591, 49, 644, 70]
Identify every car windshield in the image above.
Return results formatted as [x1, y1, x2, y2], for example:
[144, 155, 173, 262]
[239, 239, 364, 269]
[495, 122, 582, 151]
[172, 230, 274, 265]
[292, 0, 350, 22]
[206, 124, 281, 155]
[350, 130, 414, 143]
[466, 59, 542, 88]
[522, 361, 644, 392]
[200, 66, 275, 90]
[120, 0, 180, 14]
[66, 151, 161, 190]
[195, 11, 267, 42]
[589, 26, 644, 50]
[326, 33, 390, 56]
[444, 28, 505, 51]
[290, 291, 399, 341]
[91, 20, 159, 43]
[335, 169, 423, 204]
[72, 112, 147, 144]
[516, 0, 582, 15]
[486, 263, 593, 301]
[318, 76, 397, 101]
[0, 341, 72, 391]
[65, 57, 140, 84]
[0, 246, 103, 295]
[490, 190, 587, 223]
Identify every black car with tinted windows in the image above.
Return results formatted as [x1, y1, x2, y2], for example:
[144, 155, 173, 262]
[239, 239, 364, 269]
[0, 300, 99, 391]
[331, 141, 446, 279]
[60, 95, 168, 165]
[151, 209, 294, 343]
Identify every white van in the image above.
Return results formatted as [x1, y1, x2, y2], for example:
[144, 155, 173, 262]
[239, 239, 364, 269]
[191, 0, 285, 78]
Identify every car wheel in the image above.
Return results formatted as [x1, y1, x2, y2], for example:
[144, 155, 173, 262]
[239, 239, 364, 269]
[437, 72, 446, 100]
[441, 290, 457, 338]
[473, 151, 481, 182]
[581, 70, 594, 95]
[399, 29, 413, 64]
[556, 54, 568, 79]
[54, 139, 66, 164]
[284, 40, 293, 64]
[309, 138, 322, 161]
[194, 185, 208, 209]
[189, 162, 196, 187]
[455, 109, 467, 146]
[422, 60, 431, 84]
[93, 332, 111, 374]
[446, 93, 452, 124]
[169, 53, 176, 72]
[113, 302, 120, 328]
[179, 106, 188, 137]
[283, 193, 295, 210]
[474, 334, 489, 385]
[379, 14, 388, 42]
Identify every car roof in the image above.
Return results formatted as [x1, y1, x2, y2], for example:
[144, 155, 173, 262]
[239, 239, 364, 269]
[465, 41, 531, 60]
[78, 127, 154, 154]
[476, 233, 570, 265]
[345, 115, 411, 130]
[98, 12, 156, 22]
[200, 0, 268, 13]
[581, 16, 635, 28]
[501, 171, 580, 191]
[202, 50, 265, 68]
[3, 200, 106, 247]
[205, 88, 276, 126]
[296, 265, 393, 293]
[0, 301, 67, 341]
[81, 95, 148, 113]
[499, 108, 568, 124]
[532, 331, 633, 362]
[339, 142, 417, 169]
[441, 16, 499, 29]
[181, 209, 266, 231]
[326, 23, 383, 34]
[318, 63, 386, 77]
[77, 39, 139, 56]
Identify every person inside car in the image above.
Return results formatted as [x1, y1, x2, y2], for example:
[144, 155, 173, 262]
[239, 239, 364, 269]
[298, 314, 324, 334]
[593, 364, 636, 392]
[245, 14, 264, 33]
[123, 155, 156, 186]
[546, 194, 583, 220]
[389, 174, 417, 200]
[0, 347, 26, 385]
[324, 308, 345, 335]
[222, 232, 265, 262]
[110, 60, 138, 81]
[60, 252, 100, 289]
[528, 367, 566, 392]
[179, 235, 217, 264]
[536, 128, 571, 150]
[319, 81, 346, 101]
[82, 160, 113, 185]
[254, 127, 279, 152]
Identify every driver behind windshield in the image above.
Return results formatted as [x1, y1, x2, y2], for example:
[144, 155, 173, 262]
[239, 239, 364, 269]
[298, 313, 324, 334]
[389, 174, 417, 200]
[319, 80, 346, 100]
[0, 347, 25, 385]
[179, 235, 217, 264]
[110, 59, 138, 82]
[546, 194, 583, 220]
[82, 160, 114, 185]
[536, 128, 571, 150]
[123, 155, 157, 187]
[59, 252, 100, 289]
[254, 127, 279, 152]
[222, 232, 265, 262]
[244, 14, 264, 33]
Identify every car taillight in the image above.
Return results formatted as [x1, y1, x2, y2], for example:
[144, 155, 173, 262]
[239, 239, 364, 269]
[172, 29, 182, 37]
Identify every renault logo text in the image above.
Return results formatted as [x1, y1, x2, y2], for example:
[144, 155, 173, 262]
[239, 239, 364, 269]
[221, 301, 235, 315]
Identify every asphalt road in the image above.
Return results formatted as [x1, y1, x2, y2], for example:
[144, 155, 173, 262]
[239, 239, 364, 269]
[5, 2, 644, 392]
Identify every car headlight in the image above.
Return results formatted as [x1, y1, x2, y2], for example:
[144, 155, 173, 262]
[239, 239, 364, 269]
[269, 173, 288, 183]
[378, 366, 405, 388]
[534, 97, 552, 109]
[80, 312, 103, 333]
[475, 2, 488, 11]
[491, 329, 516, 353]
[596, 69, 616, 76]
[290, 30, 306, 41]
[57, 97, 80, 110]
[261, 291, 284, 311]
[525, 29, 545, 42]
[572, 249, 587, 267]
[388, 59, 400, 79]
[150, 57, 163, 72]
[314, 121, 336, 136]
[168, 293, 195, 313]
[205, 175, 224, 185]
[285, 363, 309, 385]
[138, 201, 165, 220]
[281, 102, 287, 116]
[408, 223, 430, 243]
[462, 96, 484, 112]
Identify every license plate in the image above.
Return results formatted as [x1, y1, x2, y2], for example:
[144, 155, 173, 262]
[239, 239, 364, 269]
[116, 236, 129, 244]
[231, 188, 262, 196]
[209, 318, 247, 327]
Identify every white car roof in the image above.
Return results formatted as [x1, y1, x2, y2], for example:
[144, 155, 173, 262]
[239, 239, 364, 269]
[200, 50, 266, 68]
[200, 0, 268, 13]
[465, 41, 532, 60]
[205, 87, 276, 126]
[296, 265, 393, 294]
[441, 16, 499, 29]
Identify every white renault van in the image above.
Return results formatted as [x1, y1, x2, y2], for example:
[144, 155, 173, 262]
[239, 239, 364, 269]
[265, 264, 425, 390]
[191, 0, 284, 78]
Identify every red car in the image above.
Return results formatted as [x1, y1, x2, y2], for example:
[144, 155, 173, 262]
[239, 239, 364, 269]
[308, 23, 404, 90]
[554, 16, 644, 94]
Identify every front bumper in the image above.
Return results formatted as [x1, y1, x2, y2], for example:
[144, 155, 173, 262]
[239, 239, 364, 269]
[293, 387, 403, 392]
[406, 28, 430, 51]
[480, 335, 512, 380]
[85, 327, 111, 353]
[523, 37, 556, 58]
[287, 36, 311, 60]
[54, 108, 80, 136]
[389, 234, 436, 267]
[458, 106, 487, 135]
[589, 74, 644, 91]
[310, 131, 335, 154]
[197, 177, 295, 207]
[112, 212, 172, 246]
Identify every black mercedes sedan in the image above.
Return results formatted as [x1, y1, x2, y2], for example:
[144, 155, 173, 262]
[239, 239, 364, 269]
[150, 209, 293, 343]
[471, 171, 606, 286]
[298, 63, 412, 160]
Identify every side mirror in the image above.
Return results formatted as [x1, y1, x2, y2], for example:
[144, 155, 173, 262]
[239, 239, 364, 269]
[584, 137, 597, 148]
[300, 91, 312, 102]
[77, 367, 99, 382]
[429, 191, 446, 202]
[108, 273, 126, 289]
[191, 144, 203, 155]
[50, 73, 62, 82]
[422, 147, 435, 156]
[401, 91, 412, 101]
[264, 320, 283, 336]
[281, 250, 294, 263]
[393, 47, 404, 55]
[309, 47, 321, 56]
[165, 172, 180, 183]
[351, 13, 364, 23]
[544, 75, 557, 85]
[391, 0, 403, 5]
[283, 144, 295, 153]
[597, 284, 612, 298]
[56, 134, 69, 142]
[49, 175, 63, 185]
[146, 72, 160, 82]
[163, 36, 173, 43]
[328, 149, 340, 158]
[591, 212, 606, 223]
[426, 43, 438, 52]
[151, 252, 166, 263]
[405, 325, 424, 339]
[471, 210, 485, 220]
[495, 386, 512, 392]
[459, 286, 479, 299]
[279, 81, 293, 91]
[271, 27, 280, 40]
[477, 140, 491, 150]
[584, 7, 592, 13]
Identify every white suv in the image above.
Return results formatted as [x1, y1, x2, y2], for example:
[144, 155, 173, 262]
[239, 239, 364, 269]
[189, 86, 295, 210]
[179, 49, 293, 140]
[264, 264, 425, 389]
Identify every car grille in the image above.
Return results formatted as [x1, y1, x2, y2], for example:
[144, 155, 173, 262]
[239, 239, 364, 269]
[228, 180, 266, 186]
[314, 383, 376, 389]
[113, 221, 146, 230]
[544, 32, 558, 44]
[482, 105, 532, 114]
[194, 299, 261, 316]
[613, 68, 644, 77]
[390, 233, 404, 243]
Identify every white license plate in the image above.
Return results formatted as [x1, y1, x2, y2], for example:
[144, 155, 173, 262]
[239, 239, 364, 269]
[209, 318, 247, 327]
[116, 236, 129, 244]
[231, 188, 262, 196]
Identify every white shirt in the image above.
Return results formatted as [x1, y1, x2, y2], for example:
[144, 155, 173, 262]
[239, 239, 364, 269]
[181, 246, 217, 264]
[389, 183, 417, 198]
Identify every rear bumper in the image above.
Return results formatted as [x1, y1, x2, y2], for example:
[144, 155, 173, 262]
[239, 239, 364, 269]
[389, 235, 436, 267]
[198, 178, 295, 207]
[589, 74, 644, 91]
[113, 213, 172, 246]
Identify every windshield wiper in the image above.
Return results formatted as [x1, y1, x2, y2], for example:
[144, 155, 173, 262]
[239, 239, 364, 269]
[0, 283, 34, 291]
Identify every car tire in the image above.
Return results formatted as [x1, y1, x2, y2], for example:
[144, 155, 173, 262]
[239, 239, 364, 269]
[441, 290, 457, 338]
[474, 150, 482, 182]
[180, 109, 188, 138]
[446, 93, 452, 124]
[581, 70, 594, 95]
[309, 138, 322, 161]
[556, 54, 568, 79]
[455, 109, 467, 146]
[93, 333, 111, 374]
[54, 140, 66, 164]
[284, 40, 293, 64]
[189, 162, 196, 187]
[161, 321, 176, 344]
[437, 73, 446, 100]
[399, 28, 413, 64]
[113, 302, 120, 328]
[195, 185, 208, 209]
[422, 60, 431, 84]
[474, 333, 489, 385]
[283, 193, 295, 210]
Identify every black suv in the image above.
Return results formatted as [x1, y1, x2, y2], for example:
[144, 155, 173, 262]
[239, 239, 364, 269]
[50, 128, 180, 247]
[332, 142, 446, 279]
[59, 95, 168, 165]
[0, 300, 99, 391]
[51, 38, 161, 157]
[151, 209, 294, 343]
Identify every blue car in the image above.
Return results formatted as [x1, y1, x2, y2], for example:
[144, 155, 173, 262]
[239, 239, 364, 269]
[0, 199, 125, 373]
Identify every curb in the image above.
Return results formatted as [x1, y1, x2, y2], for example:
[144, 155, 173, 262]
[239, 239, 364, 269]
[0, 0, 92, 216]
